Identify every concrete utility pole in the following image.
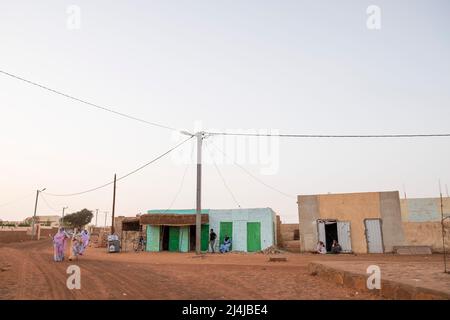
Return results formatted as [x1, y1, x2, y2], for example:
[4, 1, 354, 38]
[31, 188, 46, 240]
[195, 132, 204, 255]
[61, 206, 68, 225]
[104, 211, 108, 228]
[111, 174, 117, 234]
[95, 209, 99, 226]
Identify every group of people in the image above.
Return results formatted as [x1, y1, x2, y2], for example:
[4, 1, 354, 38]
[316, 240, 342, 254]
[51, 227, 90, 262]
[209, 229, 232, 253]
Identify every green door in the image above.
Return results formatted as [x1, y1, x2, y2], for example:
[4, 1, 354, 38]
[201, 224, 209, 251]
[247, 222, 261, 252]
[146, 225, 160, 252]
[168, 227, 180, 252]
[220, 222, 233, 251]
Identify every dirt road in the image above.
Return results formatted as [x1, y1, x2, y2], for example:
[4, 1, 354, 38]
[0, 240, 393, 300]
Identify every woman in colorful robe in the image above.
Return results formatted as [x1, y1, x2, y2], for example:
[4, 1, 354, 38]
[69, 231, 83, 261]
[52, 228, 69, 262]
[79, 230, 90, 255]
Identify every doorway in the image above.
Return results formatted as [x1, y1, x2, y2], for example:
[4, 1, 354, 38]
[324, 221, 338, 252]
[161, 226, 170, 251]
[317, 220, 352, 252]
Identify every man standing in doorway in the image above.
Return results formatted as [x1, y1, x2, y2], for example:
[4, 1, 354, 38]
[209, 229, 217, 253]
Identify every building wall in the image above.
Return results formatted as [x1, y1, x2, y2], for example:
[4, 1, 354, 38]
[142, 208, 276, 252]
[399, 197, 450, 251]
[208, 208, 276, 252]
[298, 195, 320, 253]
[400, 197, 450, 222]
[298, 191, 405, 253]
[403, 221, 450, 252]
[318, 192, 381, 254]
[379, 191, 406, 252]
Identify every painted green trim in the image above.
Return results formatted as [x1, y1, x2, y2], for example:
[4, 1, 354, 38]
[201, 224, 209, 251]
[147, 209, 210, 215]
[168, 226, 180, 252]
[247, 222, 261, 252]
[146, 225, 160, 252]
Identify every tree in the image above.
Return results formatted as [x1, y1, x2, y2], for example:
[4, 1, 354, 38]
[62, 209, 93, 229]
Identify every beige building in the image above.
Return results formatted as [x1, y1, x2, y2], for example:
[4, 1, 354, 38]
[400, 197, 450, 252]
[24, 215, 61, 227]
[298, 191, 406, 254]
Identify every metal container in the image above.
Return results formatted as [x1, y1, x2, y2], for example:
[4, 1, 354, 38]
[107, 239, 120, 253]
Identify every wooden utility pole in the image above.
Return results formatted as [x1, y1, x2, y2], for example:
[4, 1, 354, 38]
[31, 188, 46, 240]
[61, 206, 68, 226]
[195, 132, 203, 254]
[111, 174, 117, 234]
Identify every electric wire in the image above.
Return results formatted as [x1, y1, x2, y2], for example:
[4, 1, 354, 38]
[43, 136, 193, 197]
[208, 140, 296, 200]
[39, 193, 59, 213]
[0, 192, 35, 208]
[159, 139, 195, 213]
[0, 70, 179, 132]
[207, 132, 450, 138]
[205, 142, 241, 208]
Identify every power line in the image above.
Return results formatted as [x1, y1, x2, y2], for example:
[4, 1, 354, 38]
[43, 136, 193, 197]
[39, 194, 58, 212]
[0, 70, 179, 132]
[160, 141, 195, 213]
[205, 142, 241, 208]
[208, 140, 296, 200]
[208, 132, 450, 138]
[0, 192, 35, 208]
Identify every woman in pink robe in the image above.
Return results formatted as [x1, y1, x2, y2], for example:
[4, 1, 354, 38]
[52, 228, 69, 262]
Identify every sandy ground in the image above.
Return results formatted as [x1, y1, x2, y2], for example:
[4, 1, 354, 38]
[313, 260, 450, 295]
[0, 240, 445, 300]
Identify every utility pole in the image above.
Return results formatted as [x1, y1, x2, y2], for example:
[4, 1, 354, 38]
[61, 206, 68, 226]
[31, 188, 46, 240]
[104, 211, 108, 228]
[95, 209, 99, 226]
[195, 132, 204, 254]
[111, 173, 117, 234]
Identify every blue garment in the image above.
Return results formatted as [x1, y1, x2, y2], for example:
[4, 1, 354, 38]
[220, 238, 232, 253]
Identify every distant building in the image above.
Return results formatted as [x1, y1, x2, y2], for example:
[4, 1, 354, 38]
[298, 191, 406, 254]
[24, 215, 61, 227]
[298, 191, 450, 254]
[400, 196, 450, 252]
[116, 208, 277, 253]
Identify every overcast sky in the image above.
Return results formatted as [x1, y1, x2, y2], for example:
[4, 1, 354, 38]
[1, 0, 449, 224]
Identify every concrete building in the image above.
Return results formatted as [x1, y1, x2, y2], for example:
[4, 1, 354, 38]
[24, 215, 61, 227]
[298, 191, 406, 254]
[400, 197, 450, 252]
[140, 208, 277, 253]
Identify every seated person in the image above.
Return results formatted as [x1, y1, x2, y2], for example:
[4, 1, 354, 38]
[316, 241, 327, 254]
[331, 240, 342, 254]
[219, 235, 232, 253]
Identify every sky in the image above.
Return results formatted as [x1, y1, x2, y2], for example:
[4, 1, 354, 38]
[0, 0, 449, 224]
